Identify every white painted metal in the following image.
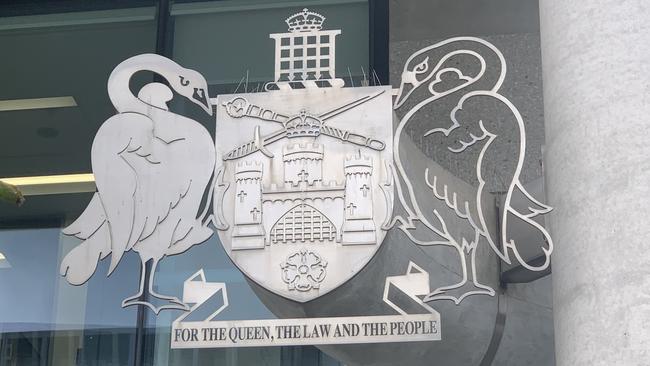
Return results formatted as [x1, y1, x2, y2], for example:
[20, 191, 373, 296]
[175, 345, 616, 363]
[266, 8, 344, 91]
[383, 261, 437, 315]
[214, 85, 394, 303]
[54, 6, 554, 324]
[171, 266, 439, 348]
[59, 54, 216, 314]
[172, 313, 440, 348]
[392, 37, 554, 304]
[174, 269, 229, 324]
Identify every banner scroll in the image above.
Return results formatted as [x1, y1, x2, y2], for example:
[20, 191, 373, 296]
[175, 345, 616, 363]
[171, 265, 441, 349]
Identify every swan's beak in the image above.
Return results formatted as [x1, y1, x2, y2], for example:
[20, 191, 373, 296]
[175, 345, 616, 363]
[192, 87, 212, 116]
[393, 71, 416, 109]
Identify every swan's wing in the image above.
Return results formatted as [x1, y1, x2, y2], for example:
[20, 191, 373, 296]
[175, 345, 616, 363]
[63, 193, 106, 239]
[421, 91, 519, 261]
[104, 113, 197, 257]
[91, 113, 153, 273]
[129, 157, 193, 250]
[447, 91, 552, 268]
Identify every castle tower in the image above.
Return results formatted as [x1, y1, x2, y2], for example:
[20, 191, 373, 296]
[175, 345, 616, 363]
[341, 151, 376, 245]
[283, 142, 323, 187]
[269, 8, 344, 90]
[232, 161, 265, 250]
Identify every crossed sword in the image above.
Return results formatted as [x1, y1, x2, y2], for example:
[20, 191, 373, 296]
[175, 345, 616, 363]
[221, 90, 386, 161]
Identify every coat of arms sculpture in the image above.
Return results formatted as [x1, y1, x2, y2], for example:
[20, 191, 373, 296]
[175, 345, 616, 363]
[211, 10, 393, 302]
[59, 6, 552, 323]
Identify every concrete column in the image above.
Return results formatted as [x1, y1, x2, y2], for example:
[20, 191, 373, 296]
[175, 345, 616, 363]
[539, 1, 650, 365]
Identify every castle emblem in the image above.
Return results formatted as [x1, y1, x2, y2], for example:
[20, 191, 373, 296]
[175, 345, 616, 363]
[213, 10, 394, 302]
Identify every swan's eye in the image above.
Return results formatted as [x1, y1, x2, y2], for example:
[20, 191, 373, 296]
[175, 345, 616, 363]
[413, 57, 429, 74]
[179, 76, 190, 86]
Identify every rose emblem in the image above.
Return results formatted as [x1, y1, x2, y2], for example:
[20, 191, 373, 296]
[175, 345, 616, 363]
[281, 249, 328, 291]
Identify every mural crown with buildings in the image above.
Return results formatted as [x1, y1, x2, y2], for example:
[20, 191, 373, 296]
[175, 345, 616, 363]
[285, 8, 325, 32]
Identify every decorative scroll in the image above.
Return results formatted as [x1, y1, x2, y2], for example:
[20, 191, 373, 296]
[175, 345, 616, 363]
[171, 268, 439, 349]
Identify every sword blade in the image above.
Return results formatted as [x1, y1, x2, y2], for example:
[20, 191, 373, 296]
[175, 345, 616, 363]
[318, 90, 385, 122]
[222, 90, 386, 161]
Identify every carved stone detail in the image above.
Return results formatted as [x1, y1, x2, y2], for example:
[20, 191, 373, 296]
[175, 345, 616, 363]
[342, 150, 376, 245]
[280, 249, 328, 291]
[232, 161, 265, 249]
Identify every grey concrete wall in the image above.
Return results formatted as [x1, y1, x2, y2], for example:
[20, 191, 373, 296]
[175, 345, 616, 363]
[539, 1, 650, 365]
[389, 1, 555, 365]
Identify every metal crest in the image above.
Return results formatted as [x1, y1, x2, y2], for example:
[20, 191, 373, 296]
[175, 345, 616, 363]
[212, 11, 393, 303]
[391, 37, 554, 304]
[57, 6, 554, 319]
[59, 54, 215, 314]
[213, 86, 394, 302]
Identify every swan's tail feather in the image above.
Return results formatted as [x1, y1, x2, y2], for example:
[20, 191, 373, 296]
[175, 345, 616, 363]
[60, 222, 112, 285]
[511, 182, 551, 218]
[63, 193, 107, 239]
[503, 207, 553, 272]
[167, 219, 214, 256]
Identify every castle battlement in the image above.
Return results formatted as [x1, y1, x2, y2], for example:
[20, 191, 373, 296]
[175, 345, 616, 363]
[236, 160, 263, 171]
[344, 151, 373, 175]
[235, 161, 263, 181]
[283, 142, 323, 162]
[263, 179, 344, 193]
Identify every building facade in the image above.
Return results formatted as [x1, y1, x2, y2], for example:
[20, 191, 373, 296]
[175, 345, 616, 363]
[0, 1, 648, 365]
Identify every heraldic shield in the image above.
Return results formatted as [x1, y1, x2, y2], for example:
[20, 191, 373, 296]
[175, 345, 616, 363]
[213, 85, 394, 302]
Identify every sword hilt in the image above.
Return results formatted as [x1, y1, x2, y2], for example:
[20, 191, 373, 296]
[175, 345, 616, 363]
[223, 128, 288, 161]
[223, 97, 289, 124]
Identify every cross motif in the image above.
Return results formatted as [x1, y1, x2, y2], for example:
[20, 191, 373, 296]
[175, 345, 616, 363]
[237, 190, 247, 203]
[298, 170, 309, 182]
[347, 203, 357, 216]
[360, 184, 370, 197]
[250, 207, 260, 221]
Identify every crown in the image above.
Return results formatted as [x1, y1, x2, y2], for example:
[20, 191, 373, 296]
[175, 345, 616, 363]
[285, 8, 325, 32]
[284, 111, 322, 138]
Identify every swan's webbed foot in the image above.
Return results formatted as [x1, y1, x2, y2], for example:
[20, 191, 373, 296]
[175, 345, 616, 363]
[423, 281, 495, 305]
[121, 291, 189, 314]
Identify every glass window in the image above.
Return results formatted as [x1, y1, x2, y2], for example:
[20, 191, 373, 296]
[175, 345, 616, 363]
[171, 0, 369, 94]
[0, 1, 371, 365]
[0, 3, 158, 364]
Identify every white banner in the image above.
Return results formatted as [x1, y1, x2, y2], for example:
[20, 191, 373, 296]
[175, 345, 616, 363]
[170, 264, 442, 349]
[171, 314, 440, 348]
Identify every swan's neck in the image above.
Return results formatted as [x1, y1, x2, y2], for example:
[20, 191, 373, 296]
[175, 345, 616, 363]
[107, 55, 178, 115]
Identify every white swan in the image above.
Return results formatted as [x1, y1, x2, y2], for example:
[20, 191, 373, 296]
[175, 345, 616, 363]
[60, 54, 216, 313]
[392, 37, 553, 304]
